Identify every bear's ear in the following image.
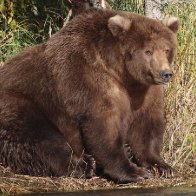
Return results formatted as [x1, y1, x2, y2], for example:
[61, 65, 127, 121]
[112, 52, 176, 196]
[108, 15, 131, 37]
[162, 16, 180, 33]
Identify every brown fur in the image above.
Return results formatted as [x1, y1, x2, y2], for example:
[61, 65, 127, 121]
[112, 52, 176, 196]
[0, 9, 179, 183]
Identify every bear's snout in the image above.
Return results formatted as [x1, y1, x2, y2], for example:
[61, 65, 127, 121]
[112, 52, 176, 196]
[160, 69, 173, 83]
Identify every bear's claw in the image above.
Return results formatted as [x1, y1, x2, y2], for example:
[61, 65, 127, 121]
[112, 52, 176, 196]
[149, 163, 173, 178]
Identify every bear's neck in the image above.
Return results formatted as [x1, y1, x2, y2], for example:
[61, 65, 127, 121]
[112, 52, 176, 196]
[124, 75, 150, 110]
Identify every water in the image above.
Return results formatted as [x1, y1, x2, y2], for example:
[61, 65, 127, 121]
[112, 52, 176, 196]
[16, 187, 196, 196]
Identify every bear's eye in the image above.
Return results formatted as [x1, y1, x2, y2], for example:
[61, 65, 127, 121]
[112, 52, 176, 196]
[145, 50, 153, 56]
[164, 49, 170, 54]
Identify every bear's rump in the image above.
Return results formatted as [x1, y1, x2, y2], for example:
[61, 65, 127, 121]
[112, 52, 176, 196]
[0, 91, 86, 176]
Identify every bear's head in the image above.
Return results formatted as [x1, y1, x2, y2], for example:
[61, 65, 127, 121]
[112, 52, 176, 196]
[108, 13, 179, 85]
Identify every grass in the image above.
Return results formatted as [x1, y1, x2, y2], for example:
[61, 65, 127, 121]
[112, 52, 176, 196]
[0, 0, 195, 195]
[0, 166, 195, 194]
[163, 1, 196, 174]
[0, 23, 41, 63]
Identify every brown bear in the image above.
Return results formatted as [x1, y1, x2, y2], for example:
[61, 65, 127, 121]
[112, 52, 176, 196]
[0, 9, 179, 183]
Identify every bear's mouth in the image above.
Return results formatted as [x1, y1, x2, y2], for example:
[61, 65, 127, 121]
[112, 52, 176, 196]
[155, 81, 169, 85]
[154, 78, 171, 85]
[148, 72, 170, 85]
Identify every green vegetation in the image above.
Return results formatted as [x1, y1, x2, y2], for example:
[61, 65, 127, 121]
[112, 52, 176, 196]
[163, 2, 195, 174]
[0, 0, 195, 194]
[0, 0, 70, 62]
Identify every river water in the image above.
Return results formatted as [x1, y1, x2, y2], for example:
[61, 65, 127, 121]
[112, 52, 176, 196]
[16, 187, 196, 196]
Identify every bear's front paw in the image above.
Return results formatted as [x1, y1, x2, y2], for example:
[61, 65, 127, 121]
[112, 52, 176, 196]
[130, 163, 152, 180]
[114, 170, 149, 184]
[148, 162, 173, 178]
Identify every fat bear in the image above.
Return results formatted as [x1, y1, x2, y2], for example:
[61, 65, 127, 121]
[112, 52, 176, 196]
[0, 9, 179, 183]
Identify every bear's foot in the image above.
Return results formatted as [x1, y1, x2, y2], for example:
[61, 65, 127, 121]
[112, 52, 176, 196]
[147, 162, 173, 178]
[124, 144, 173, 179]
[102, 162, 151, 184]
[130, 165, 152, 180]
[138, 158, 174, 178]
[120, 165, 152, 183]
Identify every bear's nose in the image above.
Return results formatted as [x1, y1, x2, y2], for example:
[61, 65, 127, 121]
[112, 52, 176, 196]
[160, 69, 173, 82]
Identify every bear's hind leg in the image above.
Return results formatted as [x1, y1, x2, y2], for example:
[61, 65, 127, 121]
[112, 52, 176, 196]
[0, 91, 89, 177]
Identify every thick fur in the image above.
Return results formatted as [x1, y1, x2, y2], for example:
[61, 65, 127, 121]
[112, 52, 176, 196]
[0, 9, 179, 183]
